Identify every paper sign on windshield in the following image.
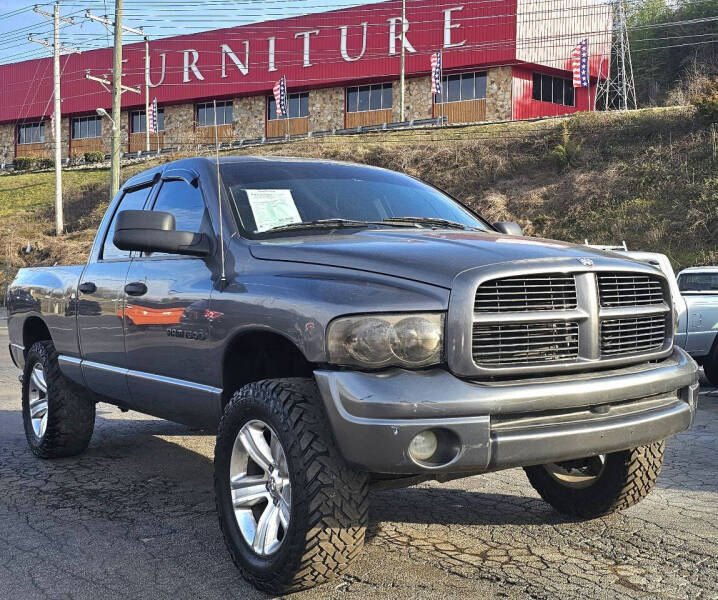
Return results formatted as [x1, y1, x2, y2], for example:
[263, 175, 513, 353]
[246, 189, 302, 232]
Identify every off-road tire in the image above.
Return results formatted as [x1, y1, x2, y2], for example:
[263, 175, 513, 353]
[524, 442, 665, 519]
[22, 340, 96, 458]
[214, 378, 369, 594]
[703, 346, 718, 387]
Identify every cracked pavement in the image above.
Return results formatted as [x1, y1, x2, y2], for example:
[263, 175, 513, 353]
[0, 323, 716, 599]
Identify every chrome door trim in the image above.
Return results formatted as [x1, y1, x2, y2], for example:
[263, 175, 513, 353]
[127, 368, 222, 395]
[77, 357, 222, 396]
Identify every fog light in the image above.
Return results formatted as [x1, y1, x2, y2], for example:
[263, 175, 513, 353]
[409, 430, 438, 462]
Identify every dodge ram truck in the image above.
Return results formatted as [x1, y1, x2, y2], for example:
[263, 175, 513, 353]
[7, 157, 700, 594]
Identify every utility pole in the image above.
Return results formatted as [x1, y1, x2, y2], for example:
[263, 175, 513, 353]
[400, 0, 406, 122]
[110, 0, 123, 201]
[144, 36, 150, 152]
[30, 3, 77, 236]
[52, 4, 63, 234]
[85, 8, 145, 185]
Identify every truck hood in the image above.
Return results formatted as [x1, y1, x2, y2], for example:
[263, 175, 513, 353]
[248, 230, 620, 288]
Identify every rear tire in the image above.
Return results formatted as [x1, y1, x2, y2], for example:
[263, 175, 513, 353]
[214, 378, 369, 594]
[524, 442, 665, 519]
[22, 340, 96, 459]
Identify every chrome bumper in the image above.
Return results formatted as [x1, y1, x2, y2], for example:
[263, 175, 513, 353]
[314, 348, 700, 474]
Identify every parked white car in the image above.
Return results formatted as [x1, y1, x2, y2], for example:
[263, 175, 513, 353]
[676, 267, 718, 385]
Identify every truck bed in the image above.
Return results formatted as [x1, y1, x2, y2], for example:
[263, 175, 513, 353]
[8, 265, 84, 362]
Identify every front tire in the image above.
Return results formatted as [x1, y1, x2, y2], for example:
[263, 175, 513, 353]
[703, 347, 718, 387]
[214, 378, 369, 594]
[524, 442, 665, 519]
[22, 340, 96, 458]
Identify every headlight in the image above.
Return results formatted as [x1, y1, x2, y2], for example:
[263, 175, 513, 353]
[327, 313, 444, 368]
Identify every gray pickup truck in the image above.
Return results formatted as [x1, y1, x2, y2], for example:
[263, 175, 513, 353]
[7, 157, 700, 594]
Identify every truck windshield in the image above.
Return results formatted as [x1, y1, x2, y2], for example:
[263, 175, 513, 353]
[220, 161, 488, 238]
[678, 273, 718, 294]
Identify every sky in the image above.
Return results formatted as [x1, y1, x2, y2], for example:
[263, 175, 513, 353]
[0, 0, 387, 65]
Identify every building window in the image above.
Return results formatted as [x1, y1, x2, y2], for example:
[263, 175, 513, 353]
[267, 92, 309, 120]
[196, 101, 233, 127]
[435, 72, 486, 104]
[130, 108, 165, 133]
[346, 83, 393, 113]
[532, 73, 575, 107]
[72, 115, 103, 139]
[17, 122, 45, 144]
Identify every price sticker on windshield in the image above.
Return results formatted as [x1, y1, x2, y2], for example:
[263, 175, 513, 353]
[246, 189, 302, 232]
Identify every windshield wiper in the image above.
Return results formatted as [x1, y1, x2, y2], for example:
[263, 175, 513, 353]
[382, 217, 481, 230]
[259, 219, 372, 234]
[260, 216, 481, 234]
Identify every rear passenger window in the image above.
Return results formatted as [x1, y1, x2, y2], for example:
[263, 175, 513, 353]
[102, 186, 152, 260]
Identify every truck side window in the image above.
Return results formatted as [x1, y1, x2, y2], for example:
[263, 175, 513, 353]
[102, 185, 152, 260]
[152, 179, 208, 234]
[147, 179, 210, 257]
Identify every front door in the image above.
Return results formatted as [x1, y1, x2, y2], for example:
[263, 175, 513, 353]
[77, 183, 154, 402]
[123, 174, 220, 428]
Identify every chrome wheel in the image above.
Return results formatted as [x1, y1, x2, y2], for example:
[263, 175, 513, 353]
[544, 455, 606, 489]
[28, 362, 49, 439]
[230, 419, 291, 556]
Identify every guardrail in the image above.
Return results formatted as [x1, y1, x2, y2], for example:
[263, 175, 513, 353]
[0, 117, 447, 173]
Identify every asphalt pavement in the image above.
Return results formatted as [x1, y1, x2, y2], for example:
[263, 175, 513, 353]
[0, 320, 716, 600]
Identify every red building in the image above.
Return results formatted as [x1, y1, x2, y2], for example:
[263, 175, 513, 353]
[0, 0, 611, 162]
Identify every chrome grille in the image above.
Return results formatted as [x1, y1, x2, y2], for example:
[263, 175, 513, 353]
[474, 274, 577, 312]
[472, 322, 579, 366]
[598, 273, 665, 307]
[458, 265, 674, 376]
[601, 315, 667, 356]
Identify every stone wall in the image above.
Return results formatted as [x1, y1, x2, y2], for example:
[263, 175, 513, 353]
[163, 103, 195, 149]
[393, 76, 433, 122]
[118, 112, 129, 154]
[0, 123, 15, 164]
[233, 96, 265, 140]
[486, 67, 513, 122]
[59, 117, 71, 159]
[309, 87, 345, 132]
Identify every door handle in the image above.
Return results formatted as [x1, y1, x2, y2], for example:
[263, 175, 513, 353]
[78, 282, 96, 294]
[124, 282, 148, 297]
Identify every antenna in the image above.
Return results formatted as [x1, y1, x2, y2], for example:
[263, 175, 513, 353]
[213, 100, 227, 289]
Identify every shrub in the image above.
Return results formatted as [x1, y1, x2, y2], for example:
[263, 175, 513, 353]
[549, 122, 582, 170]
[84, 151, 105, 164]
[692, 78, 718, 123]
[35, 157, 54, 169]
[13, 157, 35, 170]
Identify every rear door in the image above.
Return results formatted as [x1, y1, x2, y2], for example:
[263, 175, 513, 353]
[123, 170, 220, 428]
[77, 182, 154, 402]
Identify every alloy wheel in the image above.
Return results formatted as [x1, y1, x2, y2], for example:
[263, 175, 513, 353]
[544, 455, 607, 489]
[229, 419, 291, 556]
[28, 362, 49, 439]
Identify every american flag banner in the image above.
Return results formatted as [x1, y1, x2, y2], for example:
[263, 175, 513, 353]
[148, 97, 158, 133]
[430, 51, 442, 95]
[572, 39, 589, 88]
[273, 76, 288, 117]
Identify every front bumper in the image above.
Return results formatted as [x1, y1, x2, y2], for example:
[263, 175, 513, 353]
[314, 348, 700, 474]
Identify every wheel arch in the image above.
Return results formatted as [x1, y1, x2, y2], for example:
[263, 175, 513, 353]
[221, 328, 316, 405]
[22, 316, 52, 354]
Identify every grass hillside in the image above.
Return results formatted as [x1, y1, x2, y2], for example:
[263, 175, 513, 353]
[0, 106, 715, 288]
